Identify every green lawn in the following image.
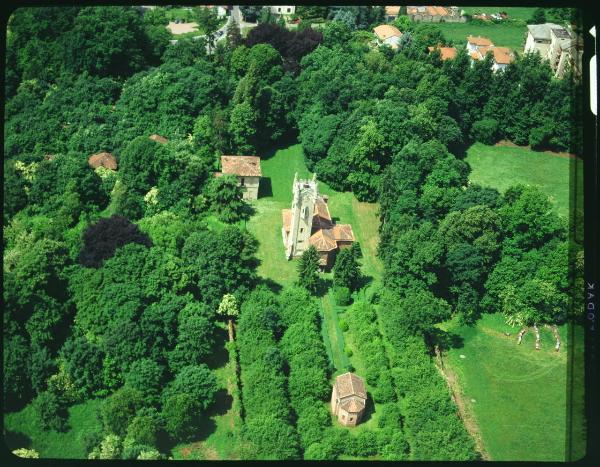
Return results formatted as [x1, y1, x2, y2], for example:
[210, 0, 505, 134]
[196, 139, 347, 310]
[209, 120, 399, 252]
[439, 313, 573, 461]
[4, 398, 103, 459]
[465, 142, 572, 218]
[433, 21, 528, 50]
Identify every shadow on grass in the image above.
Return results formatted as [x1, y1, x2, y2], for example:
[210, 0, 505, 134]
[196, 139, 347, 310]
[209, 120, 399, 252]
[259, 277, 283, 295]
[315, 277, 333, 298]
[3, 429, 32, 450]
[360, 393, 377, 425]
[206, 389, 233, 417]
[428, 328, 465, 352]
[205, 328, 230, 370]
[258, 177, 273, 198]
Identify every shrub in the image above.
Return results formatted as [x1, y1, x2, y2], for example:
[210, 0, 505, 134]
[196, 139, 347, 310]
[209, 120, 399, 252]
[338, 319, 349, 332]
[333, 286, 351, 306]
[471, 118, 499, 145]
[344, 347, 353, 357]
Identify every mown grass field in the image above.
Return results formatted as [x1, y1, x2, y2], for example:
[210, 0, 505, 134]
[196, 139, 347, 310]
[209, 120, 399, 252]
[4, 399, 103, 459]
[434, 21, 528, 50]
[439, 313, 574, 461]
[465, 142, 572, 218]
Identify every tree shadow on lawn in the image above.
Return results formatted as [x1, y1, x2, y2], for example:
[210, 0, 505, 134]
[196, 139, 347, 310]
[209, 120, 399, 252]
[205, 328, 230, 370]
[3, 429, 32, 450]
[315, 277, 333, 298]
[428, 328, 465, 353]
[206, 389, 233, 417]
[258, 177, 273, 198]
[258, 277, 283, 295]
[359, 393, 377, 425]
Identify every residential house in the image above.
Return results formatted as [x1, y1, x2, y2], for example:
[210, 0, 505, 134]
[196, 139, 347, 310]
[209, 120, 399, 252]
[467, 36, 514, 72]
[525, 23, 582, 78]
[270, 5, 296, 16]
[331, 373, 367, 427]
[373, 24, 403, 49]
[407, 5, 466, 22]
[427, 45, 458, 60]
[88, 152, 117, 170]
[214, 155, 262, 200]
[385, 6, 401, 22]
[282, 173, 355, 270]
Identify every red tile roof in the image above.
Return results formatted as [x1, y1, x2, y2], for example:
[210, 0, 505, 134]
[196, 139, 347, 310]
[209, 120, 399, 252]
[309, 229, 337, 252]
[88, 152, 117, 170]
[467, 35, 494, 47]
[373, 24, 402, 41]
[335, 372, 367, 399]
[282, 209, 292, 233]
[332, 224, 355, 242]
[492, 46, 514, 64]
[221, 155, 262, 177]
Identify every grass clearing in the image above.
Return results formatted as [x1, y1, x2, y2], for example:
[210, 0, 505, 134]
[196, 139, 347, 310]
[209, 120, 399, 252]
[4, 398, 103, 459]
[433, 21, 527, 50]
[439, 313, 571, 461]
[465, 142, 572, 218]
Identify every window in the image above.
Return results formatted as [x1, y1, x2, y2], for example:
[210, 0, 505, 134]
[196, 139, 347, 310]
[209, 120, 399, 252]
[287, 7, 291, 13]
[240, 177, 245, 186]
[341, 414, 346, 420]
[300, 228, 304, 233]
[349, 417, 354, 422]
[278, 7, 281, 12]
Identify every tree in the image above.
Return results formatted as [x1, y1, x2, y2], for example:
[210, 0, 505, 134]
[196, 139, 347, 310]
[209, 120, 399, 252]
[226, 19, 243, 50]
[528, 8, 547, 24]
[100, 387, 146, 437]
[60, 335, 105, 397]
[297, 246, 320, 294]
[162, 393, 202, 441]
[204, 174, 248, 223]
[333, 248, 361, 292]
[124, 358, 164, 405]
[195, 6, 220, 56]
[79, 215, 152, 268]
[63, 7, 149, 77]
[163, 364, 218, 411]
[218, 293, 240, 342]
[33, 389, 68, 431]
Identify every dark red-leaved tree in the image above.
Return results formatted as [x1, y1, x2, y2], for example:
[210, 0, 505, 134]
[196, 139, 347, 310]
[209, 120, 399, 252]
[79, 215, 151, 268]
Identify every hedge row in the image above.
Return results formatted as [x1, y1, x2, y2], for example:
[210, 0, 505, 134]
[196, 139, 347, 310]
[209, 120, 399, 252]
[378, 295, 479, 461]
[345, 300, 395, 403]
[278, 288, 332, 454]
[237, 287, 300, 459]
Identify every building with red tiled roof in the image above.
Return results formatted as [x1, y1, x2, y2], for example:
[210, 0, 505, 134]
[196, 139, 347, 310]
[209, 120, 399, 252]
[331, 373, 367, 427]
[282, 173, 355, 270]
[428, 45, 458, 60]
[407, 5, 466, 22]
[373, 24, 403, 49]
[88, 152, 117, 170]
[214, 155, 262, 200]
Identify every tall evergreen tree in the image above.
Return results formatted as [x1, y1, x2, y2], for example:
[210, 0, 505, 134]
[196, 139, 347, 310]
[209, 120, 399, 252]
[297, 246, 320, 294]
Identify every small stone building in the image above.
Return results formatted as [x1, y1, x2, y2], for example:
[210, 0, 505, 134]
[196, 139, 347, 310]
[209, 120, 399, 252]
[88, 152, 117, 170]
[215, 155, 262, 200]
[331, 372, 367, 427]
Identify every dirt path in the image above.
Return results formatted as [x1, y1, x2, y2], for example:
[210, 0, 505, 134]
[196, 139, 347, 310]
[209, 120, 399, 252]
[434, 348, 491, 460]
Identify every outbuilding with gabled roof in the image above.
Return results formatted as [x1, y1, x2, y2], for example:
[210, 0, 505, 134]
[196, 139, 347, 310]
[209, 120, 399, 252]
[331, 372, 367, 427]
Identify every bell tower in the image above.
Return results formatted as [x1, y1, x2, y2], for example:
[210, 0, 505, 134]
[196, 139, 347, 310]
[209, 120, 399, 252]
[285, 173, 318, 258]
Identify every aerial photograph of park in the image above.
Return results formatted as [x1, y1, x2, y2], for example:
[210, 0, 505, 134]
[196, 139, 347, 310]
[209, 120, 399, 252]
[3, 4, 587, 462]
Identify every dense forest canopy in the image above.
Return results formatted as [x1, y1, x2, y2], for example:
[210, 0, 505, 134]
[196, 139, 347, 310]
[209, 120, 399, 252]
[4, 5, 582, 461]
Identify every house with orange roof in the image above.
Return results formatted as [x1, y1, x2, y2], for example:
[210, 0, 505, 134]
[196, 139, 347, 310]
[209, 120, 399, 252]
[467, 36, 515, 72]
[385, 6, 401, 21]
[427, 45, 457, 61]
[373, 24, 403, 49]
[466, 35, 494, 54]
[407, 5, 465, 23]
[282, 173, 355, 270]
[214, 155, 262, 200]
